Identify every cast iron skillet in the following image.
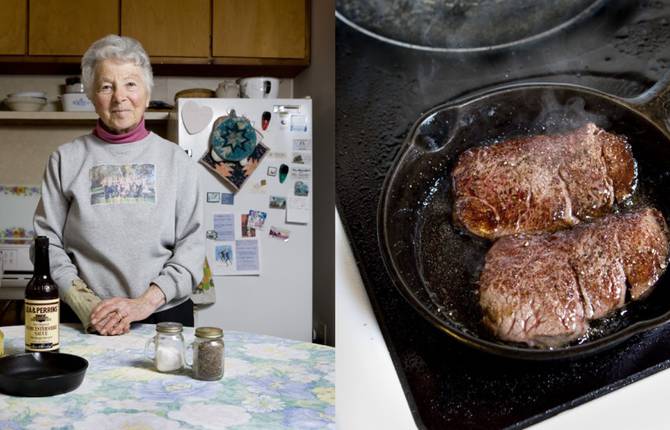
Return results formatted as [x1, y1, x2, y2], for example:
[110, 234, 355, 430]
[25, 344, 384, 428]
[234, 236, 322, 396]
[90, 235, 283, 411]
[0, 352, 88, 396]
[378, 73, 670, 360]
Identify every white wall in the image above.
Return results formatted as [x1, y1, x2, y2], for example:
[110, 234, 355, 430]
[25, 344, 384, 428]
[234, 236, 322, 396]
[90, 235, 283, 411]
[294, 0, 336, 346]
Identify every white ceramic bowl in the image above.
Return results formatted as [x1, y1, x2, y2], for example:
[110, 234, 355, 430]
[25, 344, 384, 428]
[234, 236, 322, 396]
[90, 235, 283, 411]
[5, 96, 47, 112]
[9, 91, 47, 99]
[61, 93, 95, 112]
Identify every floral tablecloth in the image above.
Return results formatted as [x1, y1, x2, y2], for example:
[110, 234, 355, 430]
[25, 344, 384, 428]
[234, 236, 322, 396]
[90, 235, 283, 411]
[0, 324, 335, 429]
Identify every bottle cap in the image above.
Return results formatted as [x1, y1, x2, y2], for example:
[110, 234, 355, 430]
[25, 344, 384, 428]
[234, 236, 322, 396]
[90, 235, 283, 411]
[156, 322, 183, 333]
[195, 327, 223, 339]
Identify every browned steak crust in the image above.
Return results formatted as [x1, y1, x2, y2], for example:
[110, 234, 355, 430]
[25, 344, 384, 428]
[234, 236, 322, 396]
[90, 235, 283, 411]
[452, 123, 636, 239]
[479, 208, 669, 347]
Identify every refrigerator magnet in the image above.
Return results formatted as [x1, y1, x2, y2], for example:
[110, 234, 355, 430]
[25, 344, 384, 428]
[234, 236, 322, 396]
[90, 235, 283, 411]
[279, 164, 289, 183]
[252, 179, 268, 193]
[200, 110, 269, 193]
[290, 114, 308, 132]
[240, 213, 256, 238]
[207, 192, 221, 203]
[279, 112, 289, 129]
[267, 151, 288, 159]
[220, 193, 235, 205]
[269, 226, 290, 241]
[292, 152, 312, 165]
[248, 210, 268, 229]
[214, 243, 234, 267]
[267, 166, 277, 176]
[269, 195, 287, 210]
[210, 110, 259, 162]
[293, 139, 312, 151]
[294, 181, 310, 197]
[181, 101, 213, 135]
[206, 230, 218, 240]
[286, 197, 310, 224]
[290, 166, 311, 180]
[262, 111, 271, 130]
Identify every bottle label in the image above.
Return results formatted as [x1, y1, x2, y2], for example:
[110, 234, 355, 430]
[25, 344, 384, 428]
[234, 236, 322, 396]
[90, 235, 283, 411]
[25, 298, 60, 352]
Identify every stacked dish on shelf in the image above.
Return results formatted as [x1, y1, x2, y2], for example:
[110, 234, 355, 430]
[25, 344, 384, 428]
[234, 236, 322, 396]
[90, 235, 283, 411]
[61, 77, 94, 112]
[4, 92, 47, 112]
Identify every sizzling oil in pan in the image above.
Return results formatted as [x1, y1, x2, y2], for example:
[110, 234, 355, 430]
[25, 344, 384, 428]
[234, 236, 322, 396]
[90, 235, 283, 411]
[409, 87, 670, 349]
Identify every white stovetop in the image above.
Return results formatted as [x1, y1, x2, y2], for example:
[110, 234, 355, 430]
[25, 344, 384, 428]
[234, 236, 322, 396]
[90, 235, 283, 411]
[335, 210, 670, 430]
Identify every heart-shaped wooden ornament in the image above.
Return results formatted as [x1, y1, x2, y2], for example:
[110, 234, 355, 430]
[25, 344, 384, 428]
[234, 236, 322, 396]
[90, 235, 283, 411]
[181, 101, 213, 135]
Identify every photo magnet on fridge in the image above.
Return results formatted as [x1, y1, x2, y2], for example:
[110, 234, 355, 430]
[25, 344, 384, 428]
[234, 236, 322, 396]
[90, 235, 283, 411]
[294, 181, 310, 197]
[269, 225, 290, 241]
[293, 139, 312, 151]
[215, 244, 234, 267]
[269, 195, 287, 209]
[292, 152, 312, 165]
[200, 110, 269, 193]
[206, 192, 221, 203]
[220, 193, 235, 205]
[248, 210, 268, 229]
[241, 213, 256, 238]
[290, 114, 308, 132]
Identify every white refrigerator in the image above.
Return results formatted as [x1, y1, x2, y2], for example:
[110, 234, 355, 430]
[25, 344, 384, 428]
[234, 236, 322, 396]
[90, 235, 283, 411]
[168, 98, 313, 342]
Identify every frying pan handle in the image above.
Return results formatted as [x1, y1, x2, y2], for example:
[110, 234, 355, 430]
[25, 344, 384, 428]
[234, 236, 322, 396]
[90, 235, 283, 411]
[625, 72, 670, 135]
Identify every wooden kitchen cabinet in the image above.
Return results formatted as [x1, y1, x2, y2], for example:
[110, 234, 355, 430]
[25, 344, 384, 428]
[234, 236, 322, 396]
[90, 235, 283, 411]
[212, 0, 308, 60]
[29, 0, 119, 56]
[0, 0, 309, 76]
[0, 0, 27, 55]
[122, 0, 210, 57]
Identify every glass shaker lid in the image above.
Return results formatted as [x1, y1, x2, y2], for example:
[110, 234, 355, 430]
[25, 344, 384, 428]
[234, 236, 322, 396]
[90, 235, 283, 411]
[195, 327, 223, 338]
[156, 322, 183, 333]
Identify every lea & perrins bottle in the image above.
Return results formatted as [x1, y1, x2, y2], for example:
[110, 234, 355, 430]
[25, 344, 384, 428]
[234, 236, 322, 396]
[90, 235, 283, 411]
[25, 235, 59, 352]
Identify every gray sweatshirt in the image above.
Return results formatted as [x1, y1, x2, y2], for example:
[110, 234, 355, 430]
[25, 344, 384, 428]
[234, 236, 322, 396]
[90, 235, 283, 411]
[33, 132, 204, 311]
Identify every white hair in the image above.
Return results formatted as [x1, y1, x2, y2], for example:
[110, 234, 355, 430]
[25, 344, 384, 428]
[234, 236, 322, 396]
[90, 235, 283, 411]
[81, 35, 153, 100]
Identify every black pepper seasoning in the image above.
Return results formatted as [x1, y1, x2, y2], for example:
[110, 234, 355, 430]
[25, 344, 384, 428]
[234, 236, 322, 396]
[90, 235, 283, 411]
[192, 327, 224, 380]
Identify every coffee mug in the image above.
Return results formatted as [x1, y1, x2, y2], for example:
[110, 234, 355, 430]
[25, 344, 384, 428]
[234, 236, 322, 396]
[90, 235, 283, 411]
[238, 77, 279, 99]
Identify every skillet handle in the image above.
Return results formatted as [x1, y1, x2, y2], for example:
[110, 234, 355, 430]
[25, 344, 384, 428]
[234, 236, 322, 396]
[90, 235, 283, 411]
[625, 71, 670, 136]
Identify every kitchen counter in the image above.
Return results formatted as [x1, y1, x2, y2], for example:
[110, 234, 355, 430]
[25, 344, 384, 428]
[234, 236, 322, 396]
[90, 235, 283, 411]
[336, 211, 670, 430]
[0, 323, 335, 429]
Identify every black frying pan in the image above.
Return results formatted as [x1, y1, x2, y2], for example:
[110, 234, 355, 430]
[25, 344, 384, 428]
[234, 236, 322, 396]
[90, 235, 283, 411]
[0, 352, 88, 396]
[378, 74, 670, 359]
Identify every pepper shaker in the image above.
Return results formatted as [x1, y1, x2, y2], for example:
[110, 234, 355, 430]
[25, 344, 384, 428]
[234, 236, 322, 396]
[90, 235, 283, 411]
[192, 327, 224, 380]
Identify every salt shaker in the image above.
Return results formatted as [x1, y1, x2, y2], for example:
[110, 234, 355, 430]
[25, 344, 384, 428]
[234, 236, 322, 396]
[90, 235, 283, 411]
[191, 327, 224, 380]
[145, 322, 186, 372]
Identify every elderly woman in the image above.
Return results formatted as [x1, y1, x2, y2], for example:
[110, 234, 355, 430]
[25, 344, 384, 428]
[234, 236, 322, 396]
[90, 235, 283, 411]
[33, 35, 204, 335]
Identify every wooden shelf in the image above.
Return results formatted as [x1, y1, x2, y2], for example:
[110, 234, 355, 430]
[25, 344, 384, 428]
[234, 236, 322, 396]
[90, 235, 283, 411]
[0, 110, 170, 124]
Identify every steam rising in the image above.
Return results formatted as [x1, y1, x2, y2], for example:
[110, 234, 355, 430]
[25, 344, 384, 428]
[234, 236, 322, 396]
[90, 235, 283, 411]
[337, 0, 601, 51]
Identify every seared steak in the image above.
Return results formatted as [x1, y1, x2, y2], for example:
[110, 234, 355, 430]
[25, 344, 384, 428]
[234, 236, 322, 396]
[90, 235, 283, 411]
[479, 208, 669, 347]
[452, 123, 636, 239]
